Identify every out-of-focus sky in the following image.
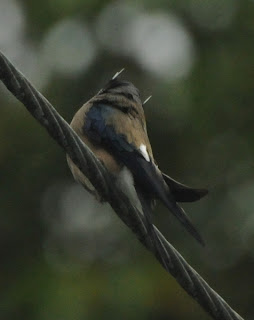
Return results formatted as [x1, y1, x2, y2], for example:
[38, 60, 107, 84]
[1, 1, 254, 319]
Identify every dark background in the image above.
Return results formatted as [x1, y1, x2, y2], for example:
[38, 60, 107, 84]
[1, 0, 253, 319]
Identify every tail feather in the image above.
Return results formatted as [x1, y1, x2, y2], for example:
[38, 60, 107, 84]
[162, 173, 208, 203]
[162, 193, 205, 246]
[119, 158, 205, 245]
[143, 169, 205, 246]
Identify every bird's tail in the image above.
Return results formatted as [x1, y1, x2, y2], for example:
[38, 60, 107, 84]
[126, 159, 205, 246]
[162, 173, 208, 203]
[144, 167, 205, 246]
[162, 193, 205, 246]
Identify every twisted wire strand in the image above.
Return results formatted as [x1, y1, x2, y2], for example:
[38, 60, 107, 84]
[0, 51, 244, 320]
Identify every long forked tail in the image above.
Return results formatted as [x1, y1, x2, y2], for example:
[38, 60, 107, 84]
[143, 168, 205, 245]
[121, 157, 205, 245]
[162, 193, 205, 246]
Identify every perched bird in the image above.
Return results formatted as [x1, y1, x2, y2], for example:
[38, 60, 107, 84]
[67, 73, 208, 245]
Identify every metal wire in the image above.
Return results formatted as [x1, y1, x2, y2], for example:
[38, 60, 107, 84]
[0, 51, 244, 320]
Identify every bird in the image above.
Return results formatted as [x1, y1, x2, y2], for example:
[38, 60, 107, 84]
[67, 72, 208, 245]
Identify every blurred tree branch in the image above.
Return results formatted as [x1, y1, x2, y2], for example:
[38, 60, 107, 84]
[0, 51, 244, 320]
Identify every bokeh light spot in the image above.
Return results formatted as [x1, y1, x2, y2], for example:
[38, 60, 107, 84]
[128, 12, 195, 80]
[42, 18, 97, 76]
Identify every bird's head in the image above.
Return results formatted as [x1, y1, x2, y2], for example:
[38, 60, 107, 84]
[98, 78, 142, 105]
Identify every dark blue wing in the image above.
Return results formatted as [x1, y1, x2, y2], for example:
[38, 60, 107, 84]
[84, 104, 133, 151]
[84, 103, 164, 196]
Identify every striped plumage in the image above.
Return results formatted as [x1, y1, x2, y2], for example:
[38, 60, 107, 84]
[67, 77, 208, 245]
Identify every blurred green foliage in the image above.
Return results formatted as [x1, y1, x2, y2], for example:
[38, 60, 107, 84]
[1, 0, 254, 319]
